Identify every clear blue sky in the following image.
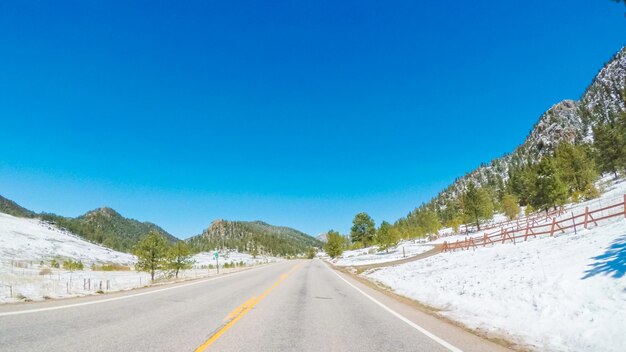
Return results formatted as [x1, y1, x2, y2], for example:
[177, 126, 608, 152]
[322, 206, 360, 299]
[0, 1, 625, 239]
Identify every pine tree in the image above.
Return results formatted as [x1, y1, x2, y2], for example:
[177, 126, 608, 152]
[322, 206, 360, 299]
[462, 182, 494, 231]
[324, 230, 344, 258]
[593, 121, 625, 177]
[375, 221, 398, 253]
[532, 157, 568, 211]
[508, 164, 536, 206]
[350, 212, 376, 247]
[554, 143, 598, 196]
[501, 193, 521, 220]
[306, 247, 317, 259]
[134, 231, 169, 281]
[415, 210, 441, 239]
[167, 241, 194, 278]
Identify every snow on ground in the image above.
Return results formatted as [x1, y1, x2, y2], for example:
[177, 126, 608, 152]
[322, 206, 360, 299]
[432, 177, 626, 246]
[365, 179, 626, 352]
[0, 212, 135, 265]
[330, 240, 433, 266]
[0, 212, 276, 304]
[191, 250, 282, 267]
[0, 264, 245, 304]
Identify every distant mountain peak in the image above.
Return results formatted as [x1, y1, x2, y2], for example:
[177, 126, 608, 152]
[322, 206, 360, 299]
[85, 207, 121, 218]
[188, 219, 321, 256]
[419, 46, 626, 216]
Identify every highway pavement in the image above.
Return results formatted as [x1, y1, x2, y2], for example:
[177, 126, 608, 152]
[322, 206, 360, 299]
[0, 259, 512, 352]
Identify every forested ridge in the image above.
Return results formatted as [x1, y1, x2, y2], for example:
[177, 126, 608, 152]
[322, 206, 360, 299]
[325, 47, 626, 253]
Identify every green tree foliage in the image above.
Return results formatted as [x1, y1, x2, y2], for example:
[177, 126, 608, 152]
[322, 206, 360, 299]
[532, 157, 568, 211]
[593, 115, 626, 177]
[187, 220, 321, 257]
[350, 212, 376, 247]
[415, 210, 441, 238]
[375, 221, 398, 253]
[134, 231, 169, 281]
[306, 247, 317, 259]
[167, 241, 194, 278]
[508, 165, 536, 206]
[554, 143, 598, 196]
[62, 259, 84, 271]
[0, 195, 36, 218]
[446, 215, 464, 235]
[39, 207, 177, 253]
[324, 230, 344, 258]
[501, 193, 521, 220]
[462, 182, 494, 230]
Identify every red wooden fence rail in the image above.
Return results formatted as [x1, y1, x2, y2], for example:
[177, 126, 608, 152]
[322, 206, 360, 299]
[442, 195, 626, 253]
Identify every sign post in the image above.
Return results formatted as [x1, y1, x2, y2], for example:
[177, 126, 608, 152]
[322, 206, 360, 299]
[214, 250, 219, 274]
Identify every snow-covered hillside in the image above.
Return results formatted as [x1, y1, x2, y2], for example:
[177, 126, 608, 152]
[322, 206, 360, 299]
[364, 178, 626, 352]
[191, 250, 281, 267]
[330, 240, 433, 266]
[0, 212, 135, 265]
[0, 213, 276, 304]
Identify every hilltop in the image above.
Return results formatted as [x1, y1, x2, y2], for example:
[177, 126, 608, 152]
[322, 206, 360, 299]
[187, 219, 322, 256]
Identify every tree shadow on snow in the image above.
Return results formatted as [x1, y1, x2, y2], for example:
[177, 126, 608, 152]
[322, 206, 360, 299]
[582, 233, 626, 280]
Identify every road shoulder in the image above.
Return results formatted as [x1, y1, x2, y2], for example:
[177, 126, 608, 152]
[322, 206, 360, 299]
[327, 261, 530, 352]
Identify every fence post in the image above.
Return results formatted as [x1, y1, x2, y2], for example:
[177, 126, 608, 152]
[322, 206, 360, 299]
[550, 217, 556, 237]
[584, 207, 589, 229]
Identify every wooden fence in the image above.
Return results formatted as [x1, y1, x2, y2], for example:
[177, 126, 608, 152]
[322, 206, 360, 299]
[454, 207, 565, 236]
[442, 194, 626, 252]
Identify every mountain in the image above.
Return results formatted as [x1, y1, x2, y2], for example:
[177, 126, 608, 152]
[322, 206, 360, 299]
[315, 233, 328, 243]
[39, 207, 178, 253]
[0, 195, 176, 253]
[187, 219, 322, 256]
[421, 47, 626, 215]
[0, 195, 36, 218]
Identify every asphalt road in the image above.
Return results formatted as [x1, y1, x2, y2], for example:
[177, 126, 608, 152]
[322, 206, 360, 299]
[0, 259, 512, 352]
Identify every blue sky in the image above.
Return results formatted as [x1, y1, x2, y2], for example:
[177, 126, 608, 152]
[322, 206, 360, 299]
[0, 1, 625, 238]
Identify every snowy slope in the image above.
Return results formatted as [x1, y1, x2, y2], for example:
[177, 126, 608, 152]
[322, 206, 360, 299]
[0, 212, 135, 265]
[365, 179, 626, 352]
[330, 240, 433, 266]
[191, 250, 281, 267]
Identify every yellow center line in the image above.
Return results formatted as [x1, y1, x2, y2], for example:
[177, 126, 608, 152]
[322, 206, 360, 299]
[225, 296, 256, 321]
[194, 262, 303, 352]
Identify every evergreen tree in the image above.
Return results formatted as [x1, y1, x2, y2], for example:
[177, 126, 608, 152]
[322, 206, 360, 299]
[554, 143, 598, 196]
[134, 231, 169, 281]
[350, 212, 376, 247]
[415, 210, 441, 239]
[167, 241, 194, 278]
[462, 182, 494, 230]
[532, 157, 568, 211]
[508, 164, 536, 206]
[593, 120, 626, 177]
[375, 221, 398, 253]
[324, 230, 344, 258]
[446, 215, 464, 235]
[501, 193, 521, 220]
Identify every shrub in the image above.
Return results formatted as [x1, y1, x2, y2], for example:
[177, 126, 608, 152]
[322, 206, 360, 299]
[39, 268, 52, 276]
[92, 264, 131, 271]
[351, 241, 364, 250]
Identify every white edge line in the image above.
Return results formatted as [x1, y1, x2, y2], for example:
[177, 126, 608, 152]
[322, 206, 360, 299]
[0, 263, 277, 317]
[328, 265, 463, 352]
